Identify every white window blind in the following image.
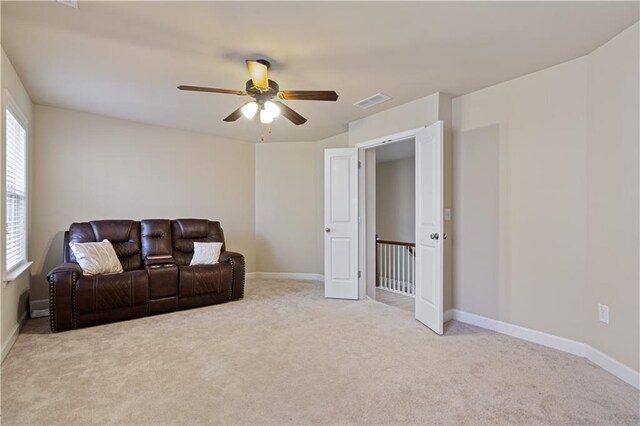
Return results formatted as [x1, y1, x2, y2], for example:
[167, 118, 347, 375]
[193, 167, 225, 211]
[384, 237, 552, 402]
[5, 108, 27, 272]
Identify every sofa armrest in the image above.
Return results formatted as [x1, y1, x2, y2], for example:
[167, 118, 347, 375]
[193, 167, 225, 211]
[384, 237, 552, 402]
[47, 263, 83, 279]
[219, 251, 243, 263]
[219, 251, 245, 300]
[47, 263, 83, 332]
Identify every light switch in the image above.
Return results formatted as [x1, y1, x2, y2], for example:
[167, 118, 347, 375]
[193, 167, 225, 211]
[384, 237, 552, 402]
[444, 208, 451, 221]
[598, 304, 609, 324]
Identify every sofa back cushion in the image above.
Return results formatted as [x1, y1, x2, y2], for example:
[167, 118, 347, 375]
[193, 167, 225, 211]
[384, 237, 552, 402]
[141, 219, 173, 260]
[171, 219, 226, 266]
[66, 220, 142, 271]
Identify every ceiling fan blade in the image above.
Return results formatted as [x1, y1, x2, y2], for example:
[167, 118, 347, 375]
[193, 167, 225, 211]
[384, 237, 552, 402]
[278, 90, 338, 101]
[178, 85, 246, 96]
[223, 106, 244, 122]
[246, 60, 269, 91]
[274, 101, 307, 125]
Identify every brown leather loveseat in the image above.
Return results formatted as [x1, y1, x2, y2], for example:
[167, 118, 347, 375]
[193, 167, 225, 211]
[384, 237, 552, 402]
[47, 219, 245, 332]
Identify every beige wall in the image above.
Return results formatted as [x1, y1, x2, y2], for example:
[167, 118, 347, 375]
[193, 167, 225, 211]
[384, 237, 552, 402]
[30, 105, 256, 302]
[584, 23, 639, 371]
[254, 132, 348, 275]
[1, 48, 32, 357]
[452, 22, 639, 372]
[453, 125, 500, 320]
[255, 141, 317, 274]
[375, 157, 415, 243]
[453, 55, 589, 344]
[348, 94, 440, 146]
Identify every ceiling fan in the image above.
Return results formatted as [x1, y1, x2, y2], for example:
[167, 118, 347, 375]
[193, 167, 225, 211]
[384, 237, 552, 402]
[178, 59, 338, 126]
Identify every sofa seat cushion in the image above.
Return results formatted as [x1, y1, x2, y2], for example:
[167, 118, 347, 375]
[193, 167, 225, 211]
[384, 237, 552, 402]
[76, 270, 149, 314]
[179, 263, 232, 297]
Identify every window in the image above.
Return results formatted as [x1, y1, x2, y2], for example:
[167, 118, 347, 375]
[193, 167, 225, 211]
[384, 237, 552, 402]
[5, 101, 27, 274]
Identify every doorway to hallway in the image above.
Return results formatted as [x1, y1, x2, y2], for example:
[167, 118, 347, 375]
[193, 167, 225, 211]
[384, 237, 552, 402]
[372, 138, 416, 312]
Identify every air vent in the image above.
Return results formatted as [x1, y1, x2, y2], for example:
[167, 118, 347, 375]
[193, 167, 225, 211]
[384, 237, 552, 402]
[57, 0, 78, 8]
[353, 93, 391, 109]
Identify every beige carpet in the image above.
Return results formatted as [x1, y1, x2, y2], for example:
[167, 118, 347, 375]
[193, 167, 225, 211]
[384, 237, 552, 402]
[375, 288, 415, 312]
[1, 279, 638, 425]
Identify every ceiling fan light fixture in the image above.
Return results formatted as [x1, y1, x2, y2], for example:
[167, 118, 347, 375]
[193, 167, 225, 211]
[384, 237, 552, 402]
[260, 108, 274, 124]
[264, 100, 280, 118]
[241, 101, 259, 119]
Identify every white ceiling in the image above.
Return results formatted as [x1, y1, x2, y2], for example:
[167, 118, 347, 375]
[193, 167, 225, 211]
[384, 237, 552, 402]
[2, 1, 638, 142]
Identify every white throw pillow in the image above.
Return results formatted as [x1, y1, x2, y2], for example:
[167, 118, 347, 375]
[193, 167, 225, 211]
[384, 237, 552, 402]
[69, 239, 124, 276]
[190, 242, 223, 266]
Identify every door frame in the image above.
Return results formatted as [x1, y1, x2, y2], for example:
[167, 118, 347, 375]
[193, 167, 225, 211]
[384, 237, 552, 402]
[355, 126, 426, 300]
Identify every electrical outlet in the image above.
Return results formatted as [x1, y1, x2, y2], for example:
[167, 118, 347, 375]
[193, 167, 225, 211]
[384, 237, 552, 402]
[598, 304, 609, 324]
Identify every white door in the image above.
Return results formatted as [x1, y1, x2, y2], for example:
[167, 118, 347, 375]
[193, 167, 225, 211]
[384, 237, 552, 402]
[324, 148, 359, 299]
[415, 121, 444, 334]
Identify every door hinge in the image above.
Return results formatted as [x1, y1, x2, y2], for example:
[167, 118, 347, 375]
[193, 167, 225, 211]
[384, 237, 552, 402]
[358, 271, 361, 278]
[358, 161, 362, 169]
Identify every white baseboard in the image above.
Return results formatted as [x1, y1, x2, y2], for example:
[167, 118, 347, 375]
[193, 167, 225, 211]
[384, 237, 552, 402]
[30, 299, 50, 318]
[443, 309, 454, 322]
[448, 309, 584, 356]
[446, 308, 639, 389]
[1, 310, 28, 363]
[584, 345, 640, 390]
[247, 272, 324, 281]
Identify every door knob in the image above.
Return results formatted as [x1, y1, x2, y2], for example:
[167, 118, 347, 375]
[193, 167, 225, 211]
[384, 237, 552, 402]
[430, 233, 440, 240]
[325, 227, 330, 233]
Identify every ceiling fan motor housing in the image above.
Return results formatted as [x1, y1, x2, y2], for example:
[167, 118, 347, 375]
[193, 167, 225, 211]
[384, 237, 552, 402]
[246, 79, 279, 102]
[256, 59, 271, 68]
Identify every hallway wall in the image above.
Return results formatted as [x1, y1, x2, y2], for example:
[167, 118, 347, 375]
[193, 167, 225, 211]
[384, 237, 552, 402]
[375, 157, 415, 243]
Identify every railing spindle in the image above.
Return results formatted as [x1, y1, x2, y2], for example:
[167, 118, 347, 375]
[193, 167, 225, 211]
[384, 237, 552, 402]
[412, 250, 415, 295]
[383, 244, 387, 290]
[392, 245, 396, 292]
[378, 243, 382, 289]
[383, 245, 387, 292]
[410, 249, 413, 294]
[382, 244, 386, 290]
[381, 244, 384, 290]
[384, 244, 387, 290]
[387, 244, 391, 289]
[397, 245, 400, 293]
[409, 254, 415, 294]
[403, 246, 406, 293]
[396, 245, 400, 292]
